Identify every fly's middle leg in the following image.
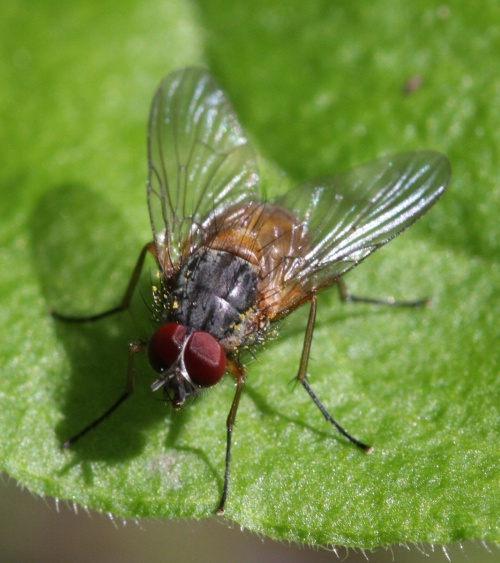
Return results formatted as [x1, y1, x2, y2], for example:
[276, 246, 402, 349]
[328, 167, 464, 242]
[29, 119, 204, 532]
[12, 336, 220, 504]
[52, 242, 156, 323]
[337, 277, 429, 308]
[296, 294, 373, 453]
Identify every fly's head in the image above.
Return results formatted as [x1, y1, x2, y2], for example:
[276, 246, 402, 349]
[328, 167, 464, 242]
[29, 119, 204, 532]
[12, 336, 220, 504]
[148, 323, 227, 408]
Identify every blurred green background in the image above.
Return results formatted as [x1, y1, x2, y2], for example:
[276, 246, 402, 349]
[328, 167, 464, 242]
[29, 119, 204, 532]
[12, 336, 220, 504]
[1, 0, 498, 560]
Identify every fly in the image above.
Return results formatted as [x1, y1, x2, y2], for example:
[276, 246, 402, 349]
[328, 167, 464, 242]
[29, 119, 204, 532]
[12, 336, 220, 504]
[53, 67, 451, 514]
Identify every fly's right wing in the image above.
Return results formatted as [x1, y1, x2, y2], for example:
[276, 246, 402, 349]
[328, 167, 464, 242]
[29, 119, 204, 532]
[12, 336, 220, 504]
[273, 151, 451, 306]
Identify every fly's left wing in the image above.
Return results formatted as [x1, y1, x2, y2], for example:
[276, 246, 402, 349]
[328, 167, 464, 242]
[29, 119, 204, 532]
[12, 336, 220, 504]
[273, 151, 451, 305]
[147, 67, 260, 273]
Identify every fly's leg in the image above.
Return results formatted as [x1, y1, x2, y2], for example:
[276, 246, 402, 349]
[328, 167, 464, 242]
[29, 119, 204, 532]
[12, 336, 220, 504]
[337, 277, 428, 307]
[216, 359, 247, 515]
[297, 294, 373, 453]
[52, 242, 156, 323]
[58, 243, 153, 447]
[62, 341, 147, 448]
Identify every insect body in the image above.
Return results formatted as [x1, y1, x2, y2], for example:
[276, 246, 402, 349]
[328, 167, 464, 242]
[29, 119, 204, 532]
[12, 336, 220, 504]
[55, 67, 451, 514]
[150, 200, 309, 400]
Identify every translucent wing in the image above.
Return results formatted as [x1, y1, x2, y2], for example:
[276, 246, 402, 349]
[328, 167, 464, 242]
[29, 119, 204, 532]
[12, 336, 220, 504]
[147, 67, 260, 272]
[274, 151, 451, 301]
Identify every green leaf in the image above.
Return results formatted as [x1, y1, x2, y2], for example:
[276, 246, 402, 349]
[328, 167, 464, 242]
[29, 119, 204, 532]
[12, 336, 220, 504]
[1, 0, 498, 549]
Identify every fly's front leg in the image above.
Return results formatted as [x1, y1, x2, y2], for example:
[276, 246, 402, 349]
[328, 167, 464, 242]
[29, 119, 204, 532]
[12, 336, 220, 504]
[62, 340, 147, 448]
[216, 358, 246, 515]
[297, 294, 372, 453]
[337, 277, 428, 308]
[52, 242, 156, 323]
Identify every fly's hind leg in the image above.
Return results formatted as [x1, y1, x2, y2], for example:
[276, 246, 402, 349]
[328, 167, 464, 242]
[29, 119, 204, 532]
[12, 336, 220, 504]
[297, 294, 373, 453]
[337, 277, 428, 308]
[52, 242, 156, 323]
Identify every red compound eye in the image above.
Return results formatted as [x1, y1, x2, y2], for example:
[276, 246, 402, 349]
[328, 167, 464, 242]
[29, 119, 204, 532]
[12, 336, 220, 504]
[148, 323, 187, 373]
[184, 331, 226, 387]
